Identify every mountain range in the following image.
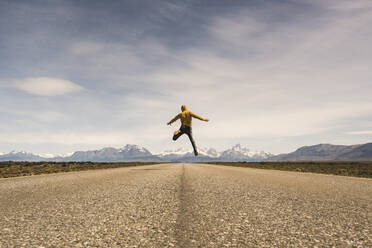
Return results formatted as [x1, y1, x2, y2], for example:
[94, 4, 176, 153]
[1, 142, 372, 162]
[0, 144, 272, 162]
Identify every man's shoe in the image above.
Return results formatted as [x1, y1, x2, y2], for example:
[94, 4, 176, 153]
[194, 151, 198, 156]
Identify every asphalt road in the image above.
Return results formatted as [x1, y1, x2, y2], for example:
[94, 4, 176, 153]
[1, 163, 371, 247]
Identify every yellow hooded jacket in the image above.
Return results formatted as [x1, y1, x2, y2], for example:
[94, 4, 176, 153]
[168, 105, 206, 127]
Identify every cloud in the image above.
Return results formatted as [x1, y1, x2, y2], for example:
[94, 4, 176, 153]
[346, 130, 372, 135]
[0, 130, 136, 146]
[13, 77, 83, 96]
[1, 0, 372, 154]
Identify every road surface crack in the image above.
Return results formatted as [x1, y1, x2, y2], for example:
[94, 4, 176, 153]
[175, 164, 188, 247]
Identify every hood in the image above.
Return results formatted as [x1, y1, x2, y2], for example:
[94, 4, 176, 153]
[181, 105, 187, 111]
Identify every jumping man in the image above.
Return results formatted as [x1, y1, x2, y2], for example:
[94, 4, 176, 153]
[167, 105, 209, 156]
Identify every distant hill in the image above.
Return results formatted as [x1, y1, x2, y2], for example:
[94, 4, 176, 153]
[267, 143, 372, 161]
[336, 143, 372, 161]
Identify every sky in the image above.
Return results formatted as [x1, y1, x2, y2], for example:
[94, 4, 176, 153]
[1, 0, 372, 155]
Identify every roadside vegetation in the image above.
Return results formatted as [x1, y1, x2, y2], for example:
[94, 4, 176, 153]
[0, 161, 159, 178]
[208, 162, 372, 178]
[2, 161, 371, 179]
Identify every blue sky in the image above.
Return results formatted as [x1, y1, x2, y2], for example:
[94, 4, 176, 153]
[1, 0, 372, 155]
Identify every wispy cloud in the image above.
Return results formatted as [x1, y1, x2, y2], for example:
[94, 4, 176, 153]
[0, 130, 136, 146]
[13, 77, 83, 96]
[346, 130, 372, 135]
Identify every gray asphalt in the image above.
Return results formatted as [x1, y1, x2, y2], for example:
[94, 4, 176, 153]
[0, 163, 371, 247]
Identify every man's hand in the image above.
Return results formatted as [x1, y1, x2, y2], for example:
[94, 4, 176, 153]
[204, 119, 210, 122]
[167, 122, 171, 125]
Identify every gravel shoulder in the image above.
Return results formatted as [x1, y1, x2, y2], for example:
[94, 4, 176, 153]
[1, 163, 371, 247]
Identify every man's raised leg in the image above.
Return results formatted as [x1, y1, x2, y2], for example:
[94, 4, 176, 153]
[173, 129, 184, 141]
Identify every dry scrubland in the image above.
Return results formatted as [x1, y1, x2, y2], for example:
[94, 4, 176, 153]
[210, 161, 372, 178]
[0, 161, 371, 179]
[0, 161, 159, 178]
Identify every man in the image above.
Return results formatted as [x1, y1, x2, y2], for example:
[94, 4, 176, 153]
[167, 105, 209, 156]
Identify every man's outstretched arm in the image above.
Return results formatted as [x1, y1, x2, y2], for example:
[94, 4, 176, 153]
[191, 112, 209, 122]
[167, 114, 181, 125]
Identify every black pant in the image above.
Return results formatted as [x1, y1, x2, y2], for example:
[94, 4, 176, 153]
[173, 125, 197, 153]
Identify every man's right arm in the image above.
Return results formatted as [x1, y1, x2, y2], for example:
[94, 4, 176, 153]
[167, 114, 181, 125]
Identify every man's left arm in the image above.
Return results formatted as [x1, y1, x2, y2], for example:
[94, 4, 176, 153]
[191, 112, 209, 122]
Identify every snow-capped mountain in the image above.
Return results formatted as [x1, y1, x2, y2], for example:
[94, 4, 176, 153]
[156, 147, 191, 160]
[66, 144, 155, 162]
[36, 152, 74, 159]
[0, 144, 272, 162]
[119, 144, 152, 157]
[0, 151, 45, 161]
[157, 147, 190, 157]
[156, 147, 221, 159]
[199, 148, 221, 158]
[156, 144, 271, 162]
[155, 147, 220, 162]
[219, 144, 272, 161]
